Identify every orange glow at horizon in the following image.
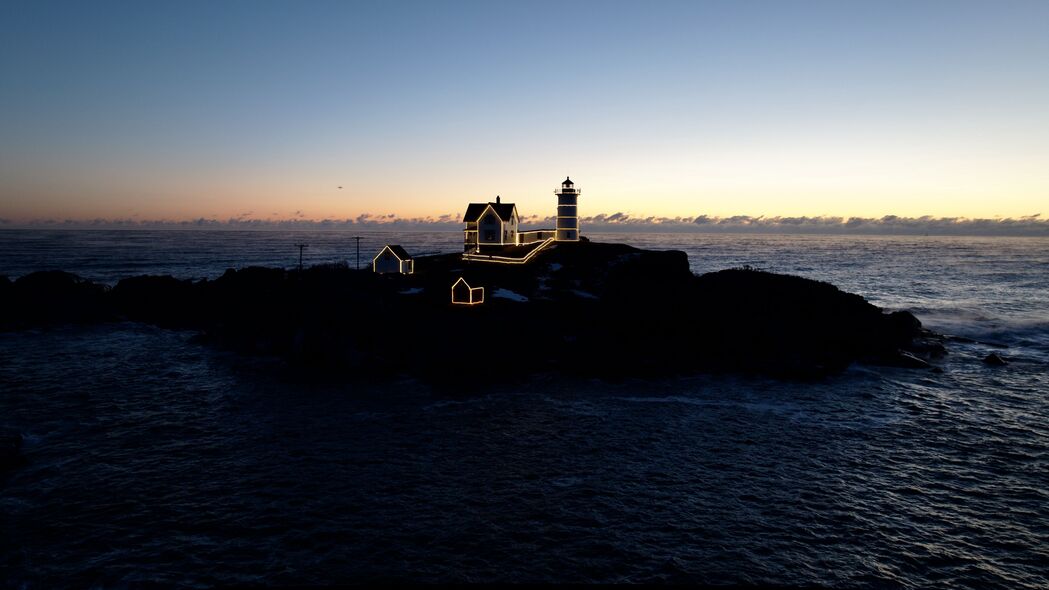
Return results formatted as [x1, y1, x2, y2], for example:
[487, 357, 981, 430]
[3, 149, 1046, 222]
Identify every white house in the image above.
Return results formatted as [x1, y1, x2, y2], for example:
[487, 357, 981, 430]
[463, 196, 519, 251]
[451, 277, 484, 305]
[372, 245, 414, 274]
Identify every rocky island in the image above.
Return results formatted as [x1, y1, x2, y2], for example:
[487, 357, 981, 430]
[0, 239, 944, 383]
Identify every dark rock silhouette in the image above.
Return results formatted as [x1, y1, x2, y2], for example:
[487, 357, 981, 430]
[3, 271, 112, 328]
[111, 275, 198, 328]
[0, 241, 940, 381]
[983, 352, 1008, 366]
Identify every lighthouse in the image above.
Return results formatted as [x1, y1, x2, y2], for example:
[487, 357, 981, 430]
[555, 176, 580, 241]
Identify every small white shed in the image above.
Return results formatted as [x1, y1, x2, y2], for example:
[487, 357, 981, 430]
[372, 245, 414, 274]
[451, 277, 484, 305]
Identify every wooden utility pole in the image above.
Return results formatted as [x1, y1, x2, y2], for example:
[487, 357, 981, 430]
[295, 243, 309, 271]
[352, 236, 363, 270]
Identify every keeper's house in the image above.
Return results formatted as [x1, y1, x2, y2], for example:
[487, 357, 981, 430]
[372, 245, 414, 275]
[462, 196, 519, 250]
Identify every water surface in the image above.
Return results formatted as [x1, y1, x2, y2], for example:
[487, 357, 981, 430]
[1, 230, 1047, 587]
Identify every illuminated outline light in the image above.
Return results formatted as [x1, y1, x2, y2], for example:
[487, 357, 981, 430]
[451, 277, 484, 305]
[555, 180, 579, 242]
[372, 245, 415, 274]
[515, 229, 556, 245]
[462, 238, 554, 265]
[465, 203, 520, 247]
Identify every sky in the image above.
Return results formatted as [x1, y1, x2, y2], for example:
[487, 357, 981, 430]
[1, 0, 1048, 229]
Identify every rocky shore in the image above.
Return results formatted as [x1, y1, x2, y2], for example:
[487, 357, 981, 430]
[0, 240, 945, 381]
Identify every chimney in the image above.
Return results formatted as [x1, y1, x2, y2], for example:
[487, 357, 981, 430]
[496, 195, 501, 204]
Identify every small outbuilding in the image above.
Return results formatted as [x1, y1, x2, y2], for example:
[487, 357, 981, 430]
[451, 277, 484, 305]
[372, 245, 414, 274]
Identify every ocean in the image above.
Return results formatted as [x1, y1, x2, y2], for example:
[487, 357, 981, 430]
[1, 229, 1047, 587]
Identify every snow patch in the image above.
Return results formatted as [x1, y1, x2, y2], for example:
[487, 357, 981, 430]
[493, 288, 529, 302]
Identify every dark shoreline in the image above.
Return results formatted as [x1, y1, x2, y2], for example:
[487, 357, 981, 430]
[0, 240, 945, 382]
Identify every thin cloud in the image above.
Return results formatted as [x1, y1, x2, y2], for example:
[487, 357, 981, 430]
[5, 213, 1048, 236]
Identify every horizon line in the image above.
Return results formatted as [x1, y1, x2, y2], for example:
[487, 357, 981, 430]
[1, 212, 1048, 237]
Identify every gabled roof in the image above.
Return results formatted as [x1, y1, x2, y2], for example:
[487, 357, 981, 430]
[451, 276, 484, 304]
[463, 202, 517, 223]
[375, 244, 411, 261]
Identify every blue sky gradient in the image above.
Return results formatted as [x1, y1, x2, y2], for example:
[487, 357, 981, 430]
[2, 1, 1048, 224]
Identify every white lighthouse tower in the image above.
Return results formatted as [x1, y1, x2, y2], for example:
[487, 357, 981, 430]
[555, 176, 580, 241]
